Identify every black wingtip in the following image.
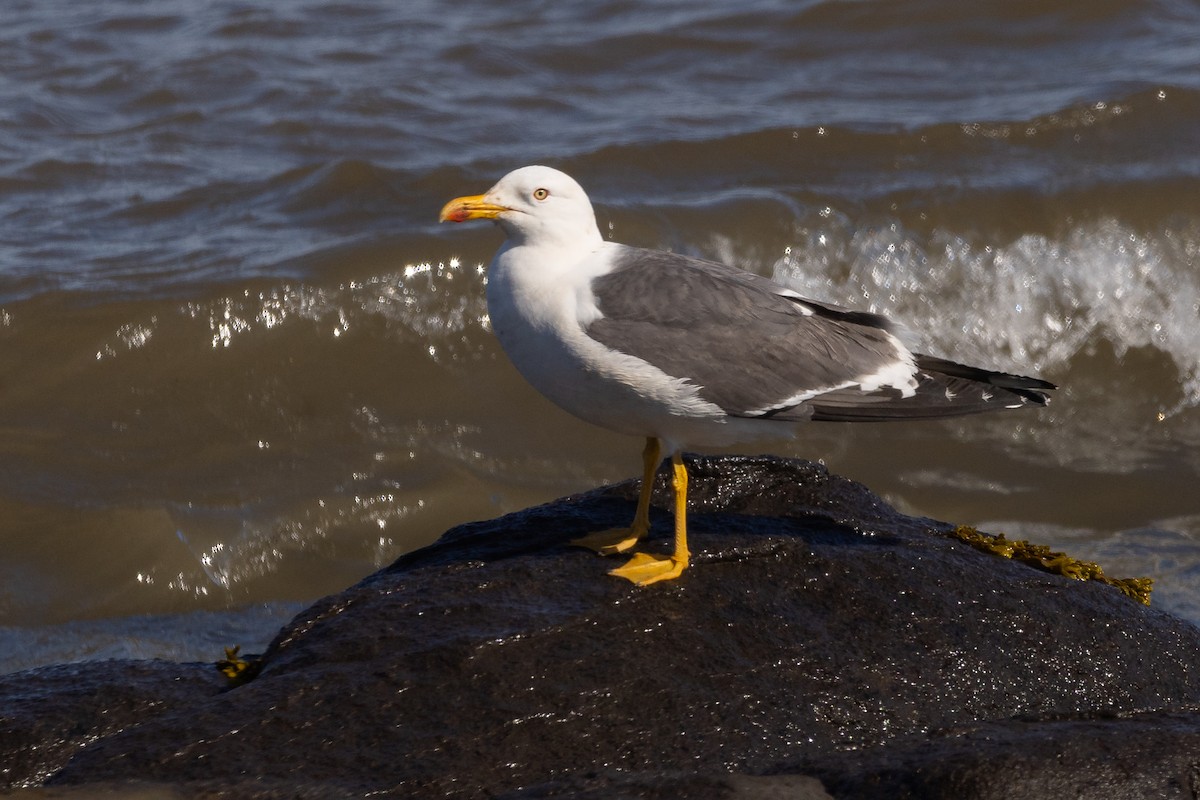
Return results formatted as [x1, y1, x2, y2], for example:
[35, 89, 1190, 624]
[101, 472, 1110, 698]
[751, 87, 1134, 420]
[916, 354, 1056, 395]
[805, 355, 1056, 422]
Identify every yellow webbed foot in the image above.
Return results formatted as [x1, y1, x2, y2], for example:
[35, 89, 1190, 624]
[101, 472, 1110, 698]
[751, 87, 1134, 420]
[609, 551, 687, 586]
[571, 528, 645, 556]
[574, 438, 662, 556]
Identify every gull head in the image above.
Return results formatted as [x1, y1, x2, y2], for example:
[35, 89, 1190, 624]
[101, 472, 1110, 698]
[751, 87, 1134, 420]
[439, 165, 601, 248]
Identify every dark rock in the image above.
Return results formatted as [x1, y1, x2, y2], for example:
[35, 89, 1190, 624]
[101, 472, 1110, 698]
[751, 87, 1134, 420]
[0, 660, 223, 791]
[4, 455, 1200, 798]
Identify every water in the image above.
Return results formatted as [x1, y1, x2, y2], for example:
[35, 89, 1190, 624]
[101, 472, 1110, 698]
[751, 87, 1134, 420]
[2, 0, 1199, 674]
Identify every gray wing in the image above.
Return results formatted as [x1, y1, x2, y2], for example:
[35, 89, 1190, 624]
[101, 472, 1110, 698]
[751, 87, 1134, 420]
[585, 248, 908, 417]
[585, 248, 1054, 421]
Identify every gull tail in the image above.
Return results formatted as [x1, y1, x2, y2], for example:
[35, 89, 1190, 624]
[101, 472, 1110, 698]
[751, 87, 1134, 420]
[807, 354, 1056, 422]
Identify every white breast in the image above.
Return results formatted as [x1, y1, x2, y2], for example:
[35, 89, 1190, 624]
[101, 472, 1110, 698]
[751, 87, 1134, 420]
[485, 240, 729, 443]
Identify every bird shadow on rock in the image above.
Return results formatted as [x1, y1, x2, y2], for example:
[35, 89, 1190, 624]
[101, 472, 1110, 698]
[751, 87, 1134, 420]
[387, 454, 904, 577]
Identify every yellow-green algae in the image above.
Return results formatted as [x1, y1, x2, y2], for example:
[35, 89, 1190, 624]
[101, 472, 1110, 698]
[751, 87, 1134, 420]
[216, 645, 261, 686]
[951, 525, 1153, 606]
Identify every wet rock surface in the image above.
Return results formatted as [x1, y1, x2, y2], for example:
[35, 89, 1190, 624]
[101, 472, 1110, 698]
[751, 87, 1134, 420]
[4, 455, 1200, 798]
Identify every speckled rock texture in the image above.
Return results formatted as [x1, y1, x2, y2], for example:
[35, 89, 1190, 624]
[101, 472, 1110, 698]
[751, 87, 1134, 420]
[4, 456, 1200, 799]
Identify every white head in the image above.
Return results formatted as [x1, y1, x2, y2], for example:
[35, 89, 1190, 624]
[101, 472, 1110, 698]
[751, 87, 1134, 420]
[439, 165, 602, 249]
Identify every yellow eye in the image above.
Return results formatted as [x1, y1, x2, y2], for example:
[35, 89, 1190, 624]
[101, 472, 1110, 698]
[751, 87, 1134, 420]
[532, 188, 549, 201]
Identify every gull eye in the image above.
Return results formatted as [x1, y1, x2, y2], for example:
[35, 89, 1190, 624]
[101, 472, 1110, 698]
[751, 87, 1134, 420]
[532, 188, 549, 201]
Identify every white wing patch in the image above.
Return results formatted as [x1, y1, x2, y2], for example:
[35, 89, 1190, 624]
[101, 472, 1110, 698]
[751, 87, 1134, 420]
[744, 332, 919, 417]
[774, 288, 816, 316]
[855, 334, 918, 397]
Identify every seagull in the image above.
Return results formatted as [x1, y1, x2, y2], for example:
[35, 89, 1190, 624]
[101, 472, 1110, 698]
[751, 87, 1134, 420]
[439, 165, 1055, 586]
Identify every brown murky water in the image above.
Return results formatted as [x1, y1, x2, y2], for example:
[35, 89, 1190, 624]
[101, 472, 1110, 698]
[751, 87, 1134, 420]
[2, 0, 1200, 672]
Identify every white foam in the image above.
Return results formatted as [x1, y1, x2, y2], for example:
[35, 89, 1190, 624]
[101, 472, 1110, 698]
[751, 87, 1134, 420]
[771, 216, 1200, 410]
[133, 257, 493, 363]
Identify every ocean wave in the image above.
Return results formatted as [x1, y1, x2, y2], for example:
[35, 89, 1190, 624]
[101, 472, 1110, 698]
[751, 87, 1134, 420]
[571, 87, 1200, 203]
[768, 216, 1200, 407]
[1, 211, 1194, 618]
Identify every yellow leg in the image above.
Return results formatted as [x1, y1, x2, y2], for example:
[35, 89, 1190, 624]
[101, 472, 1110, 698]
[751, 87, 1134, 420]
[609, 452, 690, 586]
[571, 437, 661, 555]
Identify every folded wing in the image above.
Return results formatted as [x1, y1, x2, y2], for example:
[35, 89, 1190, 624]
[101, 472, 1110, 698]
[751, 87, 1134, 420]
[585, 248, 1053, 423]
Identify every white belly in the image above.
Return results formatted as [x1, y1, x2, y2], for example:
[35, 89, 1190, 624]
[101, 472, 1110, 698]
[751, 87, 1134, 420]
[485, 243, 780, 450]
